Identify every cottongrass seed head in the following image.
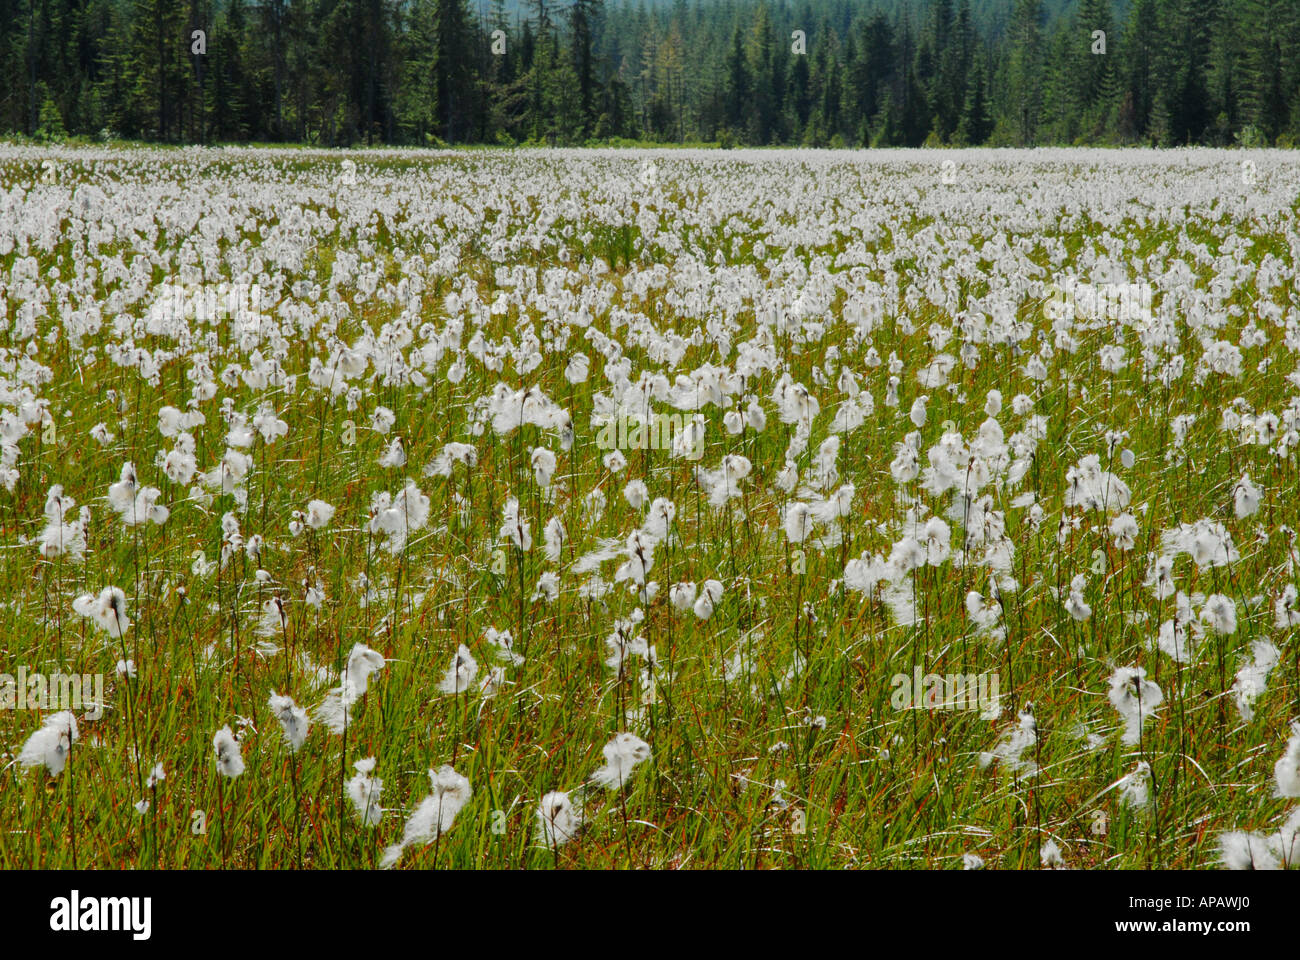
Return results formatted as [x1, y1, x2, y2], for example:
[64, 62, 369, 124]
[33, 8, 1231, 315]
[590, 733, 652, 790]
[437, 644, 479, 695]
[380, 764, 472, 869]
[268, 691, 310, 752]
[536, 790, 585, 848]
[1275, 722, 1300, 799]
[18, 710, 79, 777]
[346, 757, 384, 827]
[1107, 666, 1163, 746]
[213, 725, 245, 778]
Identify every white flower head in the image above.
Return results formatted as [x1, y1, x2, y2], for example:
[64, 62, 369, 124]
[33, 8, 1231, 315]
[71, 586, 131, 638]
[1107, 666, 1163, 746]
[1218, 831, 1280, 870]
[377, 436, 407, 469]
[305, 499, 335, 530]
[590, 732, 652, 790]
[315, 643, 386, 733]
[347, 757, 384, 826]
[380, 764, 472, 868]
[18, 711, 79, 777]
[1040, 839, 1066, 869]
[693, 578, 723, 620]
[1233, 472, 1260, 519]
[669, 580, 697, 613]
[213, 725, 245, 778]
[268, 691, 309, 752]
[1117, 761, 1152, 809]
[978, 706, 1038, 776]
[536, 790, 585, 847]
[1276, 722, 1300, 799]
[437, 644, 479, 695]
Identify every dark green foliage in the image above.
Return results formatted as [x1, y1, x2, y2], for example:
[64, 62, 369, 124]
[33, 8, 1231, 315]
[1, 0, 1296, 145]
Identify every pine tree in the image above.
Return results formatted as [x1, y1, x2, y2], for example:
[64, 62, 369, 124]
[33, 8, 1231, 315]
[432, 0, 473, 142]
[570, 0, 603, 137]
[1205, 1, 1244, 144]
[1038, 21, 1076, 143]
[1076, 0, 1117, 138]
[1158, 0, 1213, 144]
[856, 12, 894, 142]
[723, 24, 747, 137]
[256, 0, 288, 139]
[129, 0, 187, 140]
[956, 48, 993, 145]
[1120, 0, 1159, 141]
[746, 4, 776, 144]
[1, 0, 1295, 148]
[1005, 0, 1043, 145]
[1239, 0, 1295, 141]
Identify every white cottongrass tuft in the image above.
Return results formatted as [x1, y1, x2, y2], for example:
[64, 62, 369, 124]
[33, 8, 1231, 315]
[590, 733, 652, 790]
[17, 711, 79, 777]
[498, 496, 532, 551]
[1218, 831, 1281, 870]
[1117, 761, 1152, 809]
[484, 627, 524, 665]
[1107, 666, 1162, 746]
[1275, 722, 1300, 799]
[379, 764, 472, 869]
[346, 757, 384, 826]
[669, 580, 697, 613]
[106, 461, 138, 514]
[1199, 593, 1237, 636]
[1233, 472, 1260, 518]
[437, 644, 479, 695]
[268, 691, 309, 752]
[1232, 640, 1280, 722]
[315, 643, 386, 734]
[426, 442, 479, 478]
[1040, 839, 1066, 868]
[304, 499, 335, 529]
[978, 706, 1038, 776]
[543, 516, 566, 562]
[377, 436, 406, 468]
[693, 579, 723, 620]
[213, 725, 245, 778]
[71, 586, 131, 638]
[536, 790, 585, 848]
[1275, 584, 1300, 630]
[783, 502, 813, 543]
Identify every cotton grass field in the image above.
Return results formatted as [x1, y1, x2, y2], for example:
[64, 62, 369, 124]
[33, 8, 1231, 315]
[2, 144, 1299, 870]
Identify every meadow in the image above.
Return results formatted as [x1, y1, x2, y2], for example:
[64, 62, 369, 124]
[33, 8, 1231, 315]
[1, 144, 1298, 869]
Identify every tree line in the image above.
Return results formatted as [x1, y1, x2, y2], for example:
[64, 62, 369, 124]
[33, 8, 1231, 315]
[2, 0, 1297, 147]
